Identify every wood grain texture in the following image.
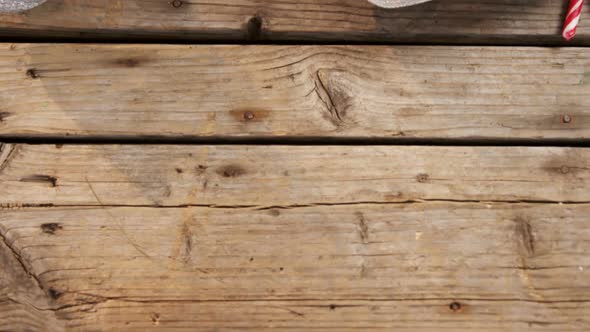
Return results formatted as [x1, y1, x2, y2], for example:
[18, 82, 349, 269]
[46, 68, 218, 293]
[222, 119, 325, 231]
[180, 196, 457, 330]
[1, 144, 589, 207]
[0, 0, 587, 45]
[0, 228, 65, 331]
[1, 44, 589, 140]
[0, 203, 589, 330]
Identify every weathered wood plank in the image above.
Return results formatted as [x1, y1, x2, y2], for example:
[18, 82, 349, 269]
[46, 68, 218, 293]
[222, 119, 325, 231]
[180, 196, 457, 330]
[1, 144, 589, 206]
[0, 232, 64, 331]
[0, 44, 589, 140]
[0, 0, 587, 45]
[0, 203, 588, 330]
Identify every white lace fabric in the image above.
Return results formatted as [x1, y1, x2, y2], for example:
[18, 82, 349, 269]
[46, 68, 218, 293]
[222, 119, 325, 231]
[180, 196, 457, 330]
[0, 0, 46, 12]
[368, 0, 431, 8]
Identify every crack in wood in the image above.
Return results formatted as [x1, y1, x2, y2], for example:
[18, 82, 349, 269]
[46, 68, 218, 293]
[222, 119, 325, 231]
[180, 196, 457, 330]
[20, 174, 58, 187]
[314, 70, 344, 125]
[0, 227, 45, 292]
[0, 143, 18, 174]
[2, 199, 590, 211]
[356, 212, 369, 244]
[50, 295, 590, 309]
[85, 179, 152, 259]
[514, 217, 535, 258]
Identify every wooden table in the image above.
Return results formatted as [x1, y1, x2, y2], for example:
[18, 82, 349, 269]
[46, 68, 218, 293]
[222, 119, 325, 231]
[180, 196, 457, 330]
[0, 1, 589, 331]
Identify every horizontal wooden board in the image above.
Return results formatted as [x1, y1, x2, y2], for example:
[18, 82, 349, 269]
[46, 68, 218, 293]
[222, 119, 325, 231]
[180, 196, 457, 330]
[1, 144, 589, 206]
[1, 203, 589, 330]
[0, 236, 64, 332]
[0, 44, 589, 140]
[0, 0, 587, 45]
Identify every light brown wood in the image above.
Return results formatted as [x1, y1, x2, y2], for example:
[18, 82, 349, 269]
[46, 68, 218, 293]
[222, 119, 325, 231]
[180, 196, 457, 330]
[1, 44, 589, 140]
[0, 229, 64, 331]
[0, 203, 589, 330]
[1, 144, 589, 207]
[2, 144, 590, 330]
[0, 0, 586, 45]
[1, 2, 587, 332]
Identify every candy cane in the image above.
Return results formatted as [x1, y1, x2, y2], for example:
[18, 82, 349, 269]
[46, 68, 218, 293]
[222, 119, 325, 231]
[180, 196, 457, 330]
[563, 0, 585, 41]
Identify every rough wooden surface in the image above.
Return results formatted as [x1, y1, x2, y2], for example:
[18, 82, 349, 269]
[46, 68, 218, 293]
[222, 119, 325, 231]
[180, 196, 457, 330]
[0, 0, 587, 45]
[1, 2, 589, 329]
[1, 44, 589, 140]
[0, 203, 589, 330]
[2, 144, 590, 330]
[0, 237, 64, 331]
[1, 144, 589, 207]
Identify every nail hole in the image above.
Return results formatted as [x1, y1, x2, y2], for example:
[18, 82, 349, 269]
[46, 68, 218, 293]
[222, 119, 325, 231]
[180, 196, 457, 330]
[0, 112, 10, 122]
[26, 68, 39, 79]
[449, 301, 462, 312]
[48, 287, 62, 299]
[247, 15, 263, 40]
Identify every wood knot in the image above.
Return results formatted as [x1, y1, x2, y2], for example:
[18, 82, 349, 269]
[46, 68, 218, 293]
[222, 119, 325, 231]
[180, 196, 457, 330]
[560, 166, 570, 174]
[416, 173, 430, 183]
[114, 58, 146, 68]
[151, 312, 161, 325]
[314, 70, 352, 127]
[216, 164, 247, 178]
[26, 68, 39, 79]
[41, 223, 63, 235]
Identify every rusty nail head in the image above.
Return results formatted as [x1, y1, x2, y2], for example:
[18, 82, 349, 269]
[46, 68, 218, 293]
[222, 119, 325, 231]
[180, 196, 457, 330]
[243, 111, 255, 120]
[562, 115, 572, 124]
[172, 0, 183, 8]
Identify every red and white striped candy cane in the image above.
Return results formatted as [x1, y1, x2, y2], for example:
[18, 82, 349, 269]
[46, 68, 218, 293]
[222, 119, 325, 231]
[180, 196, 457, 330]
[563, 0, 585, 41]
